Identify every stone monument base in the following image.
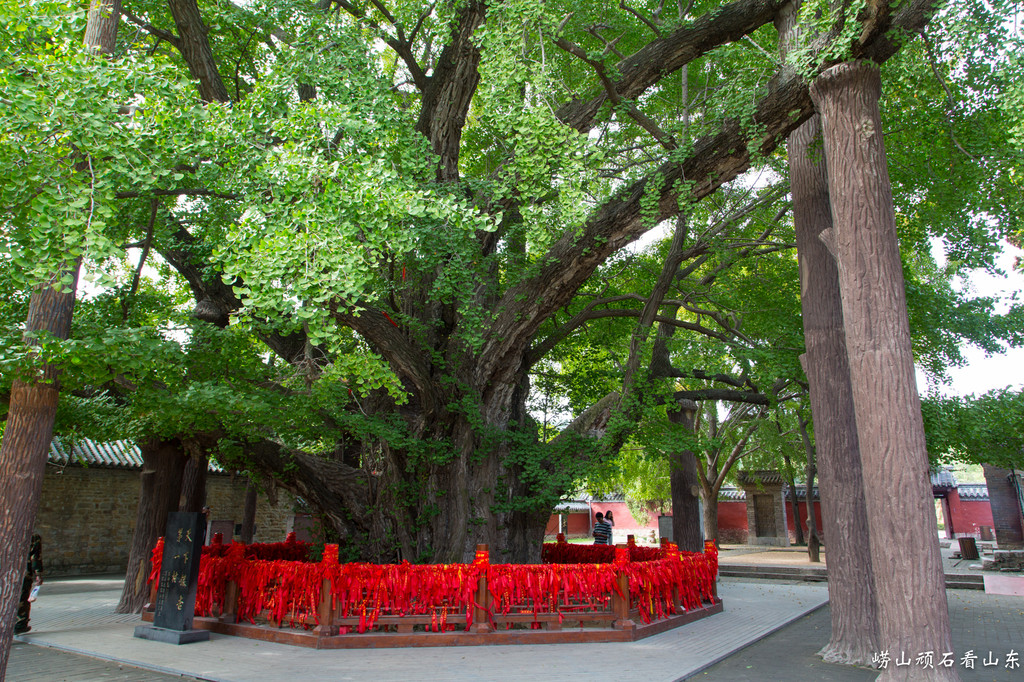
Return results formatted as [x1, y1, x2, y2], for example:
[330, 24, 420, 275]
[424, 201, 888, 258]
[134, 624, 210, 645]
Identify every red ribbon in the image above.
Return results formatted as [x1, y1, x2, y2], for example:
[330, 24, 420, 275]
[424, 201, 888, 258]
[162, 538, 718, 631]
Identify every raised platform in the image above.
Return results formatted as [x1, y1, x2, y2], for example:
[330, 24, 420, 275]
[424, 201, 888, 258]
[141, 599, 723, 649]
[719, 562, 985, 589]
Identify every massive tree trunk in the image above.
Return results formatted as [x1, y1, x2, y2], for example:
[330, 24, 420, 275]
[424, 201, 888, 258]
[667, 401, 704, 552]
[148, 0, 939, 568]
[788, 111, 880, 666]
[811, 61, 957, 681]
[116, 438, 187, 613]
[0, 3, 118, 673]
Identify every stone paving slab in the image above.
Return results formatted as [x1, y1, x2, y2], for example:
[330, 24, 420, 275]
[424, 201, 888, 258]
[694, 589, 1024, 681]
[10, 578, 829, 682]
[7, 642, 200, 682]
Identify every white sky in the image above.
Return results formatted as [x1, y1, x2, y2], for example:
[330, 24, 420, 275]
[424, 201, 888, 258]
[918, 241, 1024, 398]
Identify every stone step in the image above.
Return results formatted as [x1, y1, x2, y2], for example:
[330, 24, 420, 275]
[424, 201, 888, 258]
[719, 564, 985, 590]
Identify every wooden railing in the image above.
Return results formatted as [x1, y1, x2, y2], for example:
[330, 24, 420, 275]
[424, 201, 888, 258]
[144, 538, 721, 647]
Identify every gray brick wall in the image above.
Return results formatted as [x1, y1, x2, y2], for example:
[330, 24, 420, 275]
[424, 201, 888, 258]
[34, 465, 297, 576]
[982, 464, 1024, 549]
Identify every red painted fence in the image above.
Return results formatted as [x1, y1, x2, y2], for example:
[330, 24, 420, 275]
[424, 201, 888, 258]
[146, 536, 719, 644]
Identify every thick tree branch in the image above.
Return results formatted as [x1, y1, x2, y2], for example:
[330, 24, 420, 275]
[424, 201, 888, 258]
[482, 0, 936, 397]
[156, 221, 309, 364]
[335, 0, 429, 89]
[329, 306, 441, 416]
[122, 8, 180, 46]
[415, 0, 486, 182]
[555, 0, 790, 133]
[167, 0, 230, 103]
[673, 388, 770, 405]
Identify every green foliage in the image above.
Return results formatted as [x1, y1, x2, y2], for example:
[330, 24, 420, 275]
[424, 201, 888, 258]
[2, 0, 1023, 560]
[922, 388, 1024, 470]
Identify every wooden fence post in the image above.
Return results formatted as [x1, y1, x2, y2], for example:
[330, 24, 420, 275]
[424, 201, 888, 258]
[611, 544, 635, 631]
[470, 544, 493, 634]
[220, 579, 239, 623]
[315, 544, 340, 636]
[219, 541, 246, 623]
[314, 576, 337, 637]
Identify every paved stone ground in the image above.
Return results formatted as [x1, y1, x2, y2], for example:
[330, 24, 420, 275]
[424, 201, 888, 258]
[693, 589, 1024, 682]
[7, 642, 199, 682]
[7, 578, 829, 682]
[7, 565, 1023, 682]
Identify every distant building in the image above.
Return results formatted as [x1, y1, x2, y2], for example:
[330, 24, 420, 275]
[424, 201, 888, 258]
[546, 469, 995, 545]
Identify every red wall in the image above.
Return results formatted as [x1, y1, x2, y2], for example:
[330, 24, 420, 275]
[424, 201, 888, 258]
[784, 501, 825, 535]
[545, 493, 992, 542]
[945, 491, 994, 537]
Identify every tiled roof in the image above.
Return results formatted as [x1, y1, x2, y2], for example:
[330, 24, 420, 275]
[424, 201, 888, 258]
[718, 486, 745, 501]
[957, 484, 990, 501]
[49, 439, 143, 468]
[790, 486, 820, 501]
[553, 500, 592, 512]
[931, 468, 957, 491]
[48, 438, 225, 473]
[736, 470, 786, 486]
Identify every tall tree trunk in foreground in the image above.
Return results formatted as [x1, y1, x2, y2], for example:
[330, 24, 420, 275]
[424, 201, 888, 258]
[778, 1, 879, 663]
[788, 113, 880, 664]
[0, 270, 80, 676]
[811, 60, 957, 681]
[0, 4, 119, 674]
[668, 401, 704, 551]
[117, 439, 186, 613]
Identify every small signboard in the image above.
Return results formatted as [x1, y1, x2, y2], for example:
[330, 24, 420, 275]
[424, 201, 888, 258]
[135, 512, 210, 644]
[658, 514, 673, 542]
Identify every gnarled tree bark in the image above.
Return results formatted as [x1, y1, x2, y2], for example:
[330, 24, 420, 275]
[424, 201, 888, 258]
[116, 438, 187, 613]
[811, 60, 957, 681]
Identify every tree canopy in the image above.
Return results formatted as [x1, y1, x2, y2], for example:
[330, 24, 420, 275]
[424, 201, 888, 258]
[2, 0, 1023, 563]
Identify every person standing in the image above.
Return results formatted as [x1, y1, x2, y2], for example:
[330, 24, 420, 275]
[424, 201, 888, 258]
[15, 533, 43, 634]
[593, 512, 613, 545]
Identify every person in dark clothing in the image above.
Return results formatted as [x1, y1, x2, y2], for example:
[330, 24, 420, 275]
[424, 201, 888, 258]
[15, 533, 43, 634]
[593, 512, 613, 545]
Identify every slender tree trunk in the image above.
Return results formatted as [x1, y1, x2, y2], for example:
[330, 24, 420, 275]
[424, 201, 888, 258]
[811, 60, 957, 681]
[782, 451, 805, 545]
[240, 481, 257, 544]
[778, 0, 879, 653]
[116, 439, 186, 613]
[797, 416, 822, 562]
[668, 401, 704, 552]
[701, 485, 719, 545]
[790, 112, 880, 664]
